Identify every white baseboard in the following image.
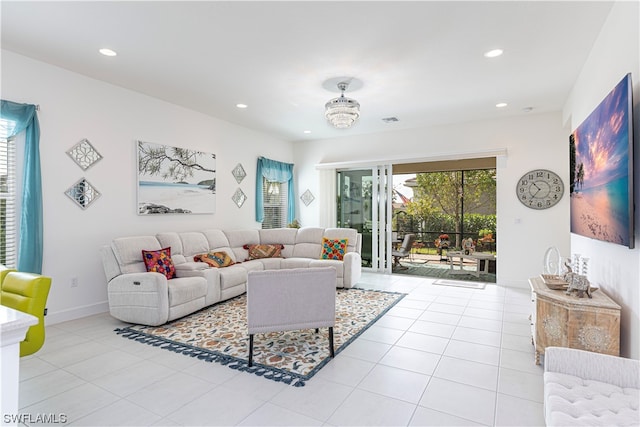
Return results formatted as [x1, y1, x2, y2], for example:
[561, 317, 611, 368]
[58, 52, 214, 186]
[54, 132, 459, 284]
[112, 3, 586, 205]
[45, 301, 110, 325]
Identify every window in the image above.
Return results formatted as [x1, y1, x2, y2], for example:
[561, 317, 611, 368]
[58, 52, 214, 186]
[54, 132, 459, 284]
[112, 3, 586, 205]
[261, 178, 288, 229]
[0, 119, 17, 267]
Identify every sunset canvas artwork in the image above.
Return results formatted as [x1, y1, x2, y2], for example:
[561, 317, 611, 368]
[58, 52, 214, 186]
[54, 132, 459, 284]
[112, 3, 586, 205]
[570, 74, 633, 248]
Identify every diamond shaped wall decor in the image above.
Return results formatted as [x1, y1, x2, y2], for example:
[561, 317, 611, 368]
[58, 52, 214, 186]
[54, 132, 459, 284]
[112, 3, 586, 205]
[66, 139, 103, 170]
[65, 178, 101, 210]
[300, 189, 315, 206]
[232, 188, 247, 208]
[232, 163, 247, 184]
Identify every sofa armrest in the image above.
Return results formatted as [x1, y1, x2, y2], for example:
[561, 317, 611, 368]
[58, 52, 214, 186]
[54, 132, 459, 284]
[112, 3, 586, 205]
[107, 272, 170, 326]
[545, 346, 640, 389]
[342, 252, 362, 288]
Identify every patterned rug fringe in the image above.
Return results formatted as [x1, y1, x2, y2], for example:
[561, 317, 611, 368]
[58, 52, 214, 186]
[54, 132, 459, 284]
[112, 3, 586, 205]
[115, 288, 405, 387]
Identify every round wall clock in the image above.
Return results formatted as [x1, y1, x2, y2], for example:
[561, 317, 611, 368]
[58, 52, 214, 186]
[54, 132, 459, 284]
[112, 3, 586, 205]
[516, 169, 564, 210]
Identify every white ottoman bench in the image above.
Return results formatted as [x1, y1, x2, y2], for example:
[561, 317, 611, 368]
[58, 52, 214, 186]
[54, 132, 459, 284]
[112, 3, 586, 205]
[544, 346, 639, 426]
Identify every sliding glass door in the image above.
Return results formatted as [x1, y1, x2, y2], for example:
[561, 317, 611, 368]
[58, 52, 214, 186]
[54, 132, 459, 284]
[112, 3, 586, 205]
[337, 165, 393, 272]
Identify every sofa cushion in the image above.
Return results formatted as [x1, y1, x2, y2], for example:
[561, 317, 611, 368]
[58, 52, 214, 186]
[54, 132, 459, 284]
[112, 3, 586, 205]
[194, 251, 235, 268]
[142, 247, 176, 279]
[259, 228, 297, 258]
[167, 277, 207, 306]
[112, 236, 161, 274]
[218, 265, 257, 290]
[224, 229, 260, 261]
[244, 244, 284, 260]
[156, 232, 186, 264]
[544, 371, 639, 426]
[321, 237, 348, 260]
[281, 258, 313, 269]
[179, 232, 211, 258]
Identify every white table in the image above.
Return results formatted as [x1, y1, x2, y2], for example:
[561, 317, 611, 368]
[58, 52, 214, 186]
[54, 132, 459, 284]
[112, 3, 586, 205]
[446, 251, 495, 277]
[0, 305, 38, 422]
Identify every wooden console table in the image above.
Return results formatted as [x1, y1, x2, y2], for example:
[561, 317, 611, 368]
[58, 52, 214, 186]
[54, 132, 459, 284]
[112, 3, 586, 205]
[529, 276, 621, 365]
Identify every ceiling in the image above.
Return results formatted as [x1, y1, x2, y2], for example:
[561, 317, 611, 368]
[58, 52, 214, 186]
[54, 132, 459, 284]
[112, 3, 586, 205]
[1, 1, 614, 142]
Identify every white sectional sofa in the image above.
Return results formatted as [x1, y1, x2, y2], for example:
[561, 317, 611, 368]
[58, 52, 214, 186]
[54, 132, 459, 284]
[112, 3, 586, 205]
[100, 227, 362, 326]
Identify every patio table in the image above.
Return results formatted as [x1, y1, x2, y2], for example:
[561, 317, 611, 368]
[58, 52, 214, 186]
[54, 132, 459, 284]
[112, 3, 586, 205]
[446, 251, 495, 277]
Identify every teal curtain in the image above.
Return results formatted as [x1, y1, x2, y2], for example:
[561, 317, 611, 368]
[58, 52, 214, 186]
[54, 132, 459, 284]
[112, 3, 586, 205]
[255, 156, 295, 223]
[0, 100, 43, 273]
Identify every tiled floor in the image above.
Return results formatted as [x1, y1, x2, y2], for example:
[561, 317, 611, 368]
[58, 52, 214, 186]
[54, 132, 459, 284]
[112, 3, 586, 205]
[19, 272, 545, 426]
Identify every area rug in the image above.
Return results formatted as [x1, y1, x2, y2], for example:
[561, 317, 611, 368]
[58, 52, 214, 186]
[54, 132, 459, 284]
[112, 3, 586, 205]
[115, 288, 405, 387]
[433, 278, 487, 289]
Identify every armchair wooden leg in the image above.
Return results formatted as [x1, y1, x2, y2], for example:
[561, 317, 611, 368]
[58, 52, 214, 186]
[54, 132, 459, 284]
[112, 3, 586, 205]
[328, 327, 335, 358]
[248, 334, 254, 367]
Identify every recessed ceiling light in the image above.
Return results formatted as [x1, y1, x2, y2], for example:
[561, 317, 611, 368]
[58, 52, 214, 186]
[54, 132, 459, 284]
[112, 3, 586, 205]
[484, 49, 503, 58]
[303, 130, 311, 134]
[99, 48, 117, 57]
[496, 102, 508, 108]
[236, 103, 248, 109]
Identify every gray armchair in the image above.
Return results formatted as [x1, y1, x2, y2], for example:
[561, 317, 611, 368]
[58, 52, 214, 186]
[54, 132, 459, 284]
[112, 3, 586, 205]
[392, 234, 416, 270]
[246, 267, 337, 367]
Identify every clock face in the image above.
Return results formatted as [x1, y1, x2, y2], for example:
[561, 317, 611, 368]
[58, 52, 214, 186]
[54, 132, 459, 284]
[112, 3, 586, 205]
[516, 169, 564, 210]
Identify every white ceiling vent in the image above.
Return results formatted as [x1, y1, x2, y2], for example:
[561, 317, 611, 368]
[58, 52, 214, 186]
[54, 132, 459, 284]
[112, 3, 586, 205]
[382, 117, 399, 123]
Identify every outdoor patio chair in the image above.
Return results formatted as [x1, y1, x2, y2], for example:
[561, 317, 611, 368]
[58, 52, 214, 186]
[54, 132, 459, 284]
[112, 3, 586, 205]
[392, 234, 416, 270]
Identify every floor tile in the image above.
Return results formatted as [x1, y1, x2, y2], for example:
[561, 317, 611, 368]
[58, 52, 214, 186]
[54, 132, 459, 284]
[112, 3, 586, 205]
[359, 324, 405, 345]
[379, 346, 441, 376]
[463, 306, 503, 321]
[22, 382, 119, 423]
[166, 385, 265, 426]
[222, 370, 290, 401]
[339, 337, 392, 363]
[328, 388, 416, 426]
[419, 377, 496, 426]
[495, 393, 545, 426]
[396, 297, 432, 310]
[396, 331, 449, 354]
[409, 406, 484, 426]
[270, 377, 354, 421]
[374, 314, 416, 330]
[418, 311, 461, 326]
[314, 355, 375, 387]
[427, 302, 466, 315]
[497, 367, 544, 403]
[452, 326, 501, 347]
[387, 305, 424, 319]
[434, 295, 470, 306]
[357, 364, 430, 404]
[126, 371, 216, 417]
[19, 369, 87, 408]
[501, 320, 532, 336]
[458, 316, 502, 332]
[408, 320, 456, 338]
[500, 348, 544, 375]
[433, 356, 499, 391]
[444, 340, 500, 366]
[237, 402, 324, 426]
[501, 333, 535, 354]
[92, 359, 175, 397]
[69, 398, 162, 426]
[64, 349, 144, 382]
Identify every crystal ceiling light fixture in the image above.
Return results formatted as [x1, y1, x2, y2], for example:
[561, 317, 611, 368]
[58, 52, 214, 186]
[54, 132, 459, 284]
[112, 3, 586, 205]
[325, 81, 360, 129]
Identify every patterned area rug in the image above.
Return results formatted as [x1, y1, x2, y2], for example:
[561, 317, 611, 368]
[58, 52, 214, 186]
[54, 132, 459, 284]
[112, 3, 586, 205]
[115, 288, 405, 387]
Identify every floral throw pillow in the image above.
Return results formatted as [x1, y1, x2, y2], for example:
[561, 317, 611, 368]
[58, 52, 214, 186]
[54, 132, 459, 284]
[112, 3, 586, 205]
[321, 237, 348, 261]
[194, 251, 234, 268]
[142, 247, 176, 279]
[243, 244, 284, 260]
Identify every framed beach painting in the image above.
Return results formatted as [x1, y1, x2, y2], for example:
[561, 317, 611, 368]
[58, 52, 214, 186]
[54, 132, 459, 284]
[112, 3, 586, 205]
[569, 73, 634, 248]
[137, 141, 216, 215]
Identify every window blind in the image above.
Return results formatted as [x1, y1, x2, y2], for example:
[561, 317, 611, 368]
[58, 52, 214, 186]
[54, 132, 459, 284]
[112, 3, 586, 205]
[0, 123, 17, 267]
[261, 178, 288, 229]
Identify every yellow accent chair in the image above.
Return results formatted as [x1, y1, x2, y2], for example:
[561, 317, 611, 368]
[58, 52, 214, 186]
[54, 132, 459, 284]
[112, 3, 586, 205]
[0, 264, 16, 285]
[0, 271, 52, 356]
